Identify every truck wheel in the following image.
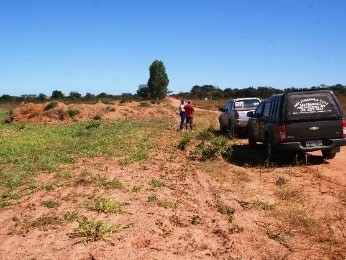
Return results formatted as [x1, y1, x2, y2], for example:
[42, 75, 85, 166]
[322, 149, 336, 159]
[248, 135, 256, 147]
[219, 120, 225, 133]
[265, 137, 280, 163]
[228, 122, 235, 139]
[265, 138, 272, 162]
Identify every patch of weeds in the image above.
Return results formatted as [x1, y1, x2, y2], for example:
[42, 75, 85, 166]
[278, 204, 317, 230]
[71, 218, 115, 243]
[44, 101, 58, 111]
[86, 121, 101, 129]
[67, 108, 80, 117]
[277, 184, 304, 202]
[75, 171, 93, 186]
[94, 175, 123, 189]
[86, 196, 123, 214]
[218, 204, 236, 222]
[233, 169, 251, 182]
[147, 194, 173, 208]
[63, 211, 87, 222]
[0, 190, 20, 207]
[218, 204, 236, 216]
[195, 134, 232, 160]
[151, 178, 166, 188]
[284, 166, 299, 177]
[30, 215, 63, 229]
[54, 172, 73, 179]
[239, 199, 275, 210]
[155, 220, 172, 236]
[191, 215, 201, 225]
[43, 182, 64, 191]
[157, 199, 174, 209]
[41, 200, 60, 208]
[103, 106, 116, 112]
[178, 133, 191, 150]
[93, 114, 102, 120]
[265, 229, 291, 250]
[0, 197, 12, 208]
[139, 101, 151, 107]
[312, 168, 323, 182]
[197, 128, 214, 140]
[275, 175, 289, 186]
[18, 123, 26, 130]
[148, 194, 158, 202]
[132, 184, 144, 192]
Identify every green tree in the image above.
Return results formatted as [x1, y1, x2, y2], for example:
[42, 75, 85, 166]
[37, 93, 47, 102]
[85, 92, 95, 100]
[51, 90, 65, 99]
[69, 91, 82, 100]
[147, 60, 169, 100]
[137, 84, 150, 99]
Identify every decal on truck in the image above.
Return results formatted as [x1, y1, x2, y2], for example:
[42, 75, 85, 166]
[292, 98, 331, 114]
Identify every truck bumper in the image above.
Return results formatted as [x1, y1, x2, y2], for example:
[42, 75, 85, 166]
[278, 139, 346, 152]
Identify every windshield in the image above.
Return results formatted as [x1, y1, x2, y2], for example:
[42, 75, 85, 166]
[285, 92, 341, 121]
[234, 99, 260, 109]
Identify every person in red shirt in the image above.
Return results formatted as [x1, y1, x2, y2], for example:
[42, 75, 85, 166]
[184, 100, 195, 131]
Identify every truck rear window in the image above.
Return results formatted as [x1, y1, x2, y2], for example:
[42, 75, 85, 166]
[285, 92, 341, 121]
[235, 99, 260, 109]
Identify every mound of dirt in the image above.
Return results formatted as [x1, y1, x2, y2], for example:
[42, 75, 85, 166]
[13, 100, 177, 123]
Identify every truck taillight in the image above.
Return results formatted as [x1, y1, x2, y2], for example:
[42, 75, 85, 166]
[342, 119, 346, 138]
[277, 124, 287, 142]
[234, 111, 239, 120]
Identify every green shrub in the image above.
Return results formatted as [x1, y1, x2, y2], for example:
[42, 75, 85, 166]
[42, 200, 60, 208]
[86, 121, 101, 129]
[196, 134, 232, 160]
[67, 108, 80, 117]
[93, 114, 102, 120]
[45, 101, 58, 110]
[178, 133, 191, 150]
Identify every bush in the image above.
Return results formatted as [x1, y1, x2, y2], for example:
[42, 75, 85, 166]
[178, 133, 191, 150]
[45, 101, 58, 111]
[196, 134, 232, 160]
[67, 108, 80, 117]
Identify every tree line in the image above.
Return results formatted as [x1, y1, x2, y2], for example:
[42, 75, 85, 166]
[1, 57, 345, 103]
[174, 84, 346, 100]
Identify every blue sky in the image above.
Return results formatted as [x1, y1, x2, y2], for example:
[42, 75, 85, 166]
[0, 0, 345, 96]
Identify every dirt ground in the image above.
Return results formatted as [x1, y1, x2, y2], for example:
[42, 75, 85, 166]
[0, 98, 345, 260]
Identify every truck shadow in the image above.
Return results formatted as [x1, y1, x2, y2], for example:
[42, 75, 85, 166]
[229, 143, 328, 167]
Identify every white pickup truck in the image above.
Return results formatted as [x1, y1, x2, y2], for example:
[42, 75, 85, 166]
[219, 97, 261, 137]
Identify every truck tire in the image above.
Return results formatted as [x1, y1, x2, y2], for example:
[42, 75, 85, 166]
[322, 149, 336, 159]
[248, 134, 256, 147]
[265, 137, 272, 163]
[265, 136, 280, 163]
[228, 120, 235, 139]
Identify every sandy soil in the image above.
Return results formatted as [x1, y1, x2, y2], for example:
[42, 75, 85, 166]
[0, 98, 345, 260]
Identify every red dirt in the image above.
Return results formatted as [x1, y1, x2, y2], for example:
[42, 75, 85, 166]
[0, 98, 345, 259]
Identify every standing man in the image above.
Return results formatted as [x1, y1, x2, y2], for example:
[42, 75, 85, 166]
[178, 99, 186, 131]
[184, 100, 195, 131]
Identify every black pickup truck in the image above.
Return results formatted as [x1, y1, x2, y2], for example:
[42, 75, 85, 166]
[247, 89, 346, 161]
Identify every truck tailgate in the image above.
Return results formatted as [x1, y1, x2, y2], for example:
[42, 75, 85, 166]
[285, 120, 343, 141]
